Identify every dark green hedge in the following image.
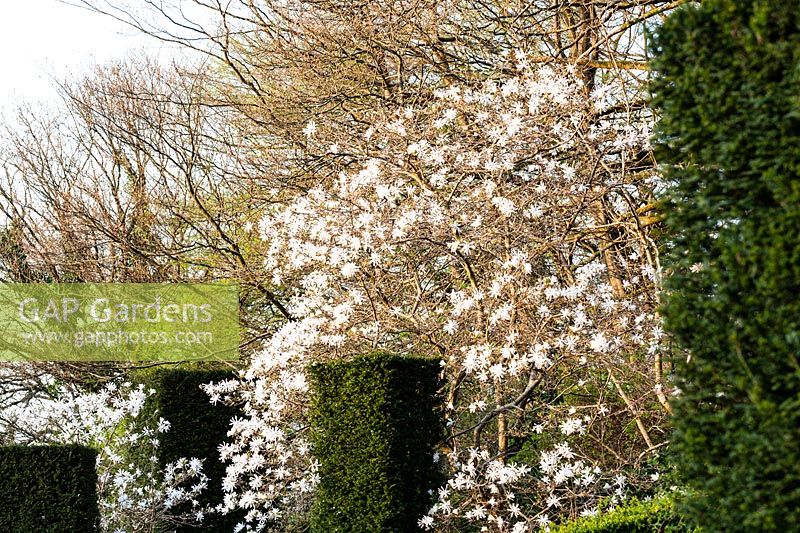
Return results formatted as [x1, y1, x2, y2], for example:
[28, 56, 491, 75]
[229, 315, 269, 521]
[549, 497, 696, 533]
[145, 367, 244, 532]
[309, 353, 445, 533]
[653, 1, 800, 531]
[0, 444, 99, 532]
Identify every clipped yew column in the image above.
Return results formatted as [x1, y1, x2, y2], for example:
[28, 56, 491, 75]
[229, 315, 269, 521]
[309, 353, 444, 533]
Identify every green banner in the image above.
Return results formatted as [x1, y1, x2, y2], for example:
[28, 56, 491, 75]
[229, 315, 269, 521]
[0, 283, 239, 362]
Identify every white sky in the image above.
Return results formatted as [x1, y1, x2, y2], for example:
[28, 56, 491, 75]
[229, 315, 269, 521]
[0, 0, 179, 111]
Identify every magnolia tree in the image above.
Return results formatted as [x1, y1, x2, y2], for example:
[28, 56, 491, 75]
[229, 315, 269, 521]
[207, 53, 670, 531]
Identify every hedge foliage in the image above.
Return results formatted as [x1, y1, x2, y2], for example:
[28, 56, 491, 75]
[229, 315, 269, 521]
[309, 353, 444, 533]
[145, 367, 244, 532]
[653, 1, 800, 531]
[548, 497, 696, 533]
[0, 444, 99, 532]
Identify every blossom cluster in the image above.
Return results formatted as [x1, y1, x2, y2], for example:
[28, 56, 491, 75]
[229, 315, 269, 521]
[1, 380, 209, 532]
[210, 53, 665, 531]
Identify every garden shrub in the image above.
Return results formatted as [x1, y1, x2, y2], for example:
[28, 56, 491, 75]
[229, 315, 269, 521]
[308, 353, 444, 533]
[144, 367, 244, 532]
[0, 444, 99, 532]
[653, 1, 800, 531]
[548, 496, 695, 533]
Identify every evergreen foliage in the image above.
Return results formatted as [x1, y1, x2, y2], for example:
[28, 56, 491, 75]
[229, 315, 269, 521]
[308, 353, 444, 532]
[653, 1, 800, 530]
[549, 496, 695, 533]
[0, 444, 99, 532]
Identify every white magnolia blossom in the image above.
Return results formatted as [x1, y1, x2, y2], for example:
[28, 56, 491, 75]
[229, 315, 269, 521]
[2, 381, 209, 532]
[208, 53, 667, 532]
